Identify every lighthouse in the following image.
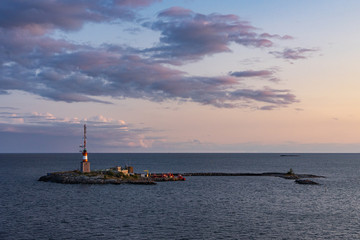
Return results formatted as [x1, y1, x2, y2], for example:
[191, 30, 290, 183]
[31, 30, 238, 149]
[80, 124, 90, 173]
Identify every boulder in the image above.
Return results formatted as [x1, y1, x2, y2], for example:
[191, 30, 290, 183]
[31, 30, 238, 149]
[295, 179, 319, 185]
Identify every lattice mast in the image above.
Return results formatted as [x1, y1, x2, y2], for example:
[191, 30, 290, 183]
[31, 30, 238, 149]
[80, 124, 90, 172]
[82, 124, 88, 162]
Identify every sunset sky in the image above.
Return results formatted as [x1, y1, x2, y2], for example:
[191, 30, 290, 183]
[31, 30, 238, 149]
[1, 0, 360, 153]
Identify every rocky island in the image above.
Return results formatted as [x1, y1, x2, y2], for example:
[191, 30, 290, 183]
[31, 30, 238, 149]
[38, 125, 185, 185]
[39, 126, 323, 186]
[295, 179, 320, 185]
[38, 170, 157, 185]
[39, 168, 323, 185]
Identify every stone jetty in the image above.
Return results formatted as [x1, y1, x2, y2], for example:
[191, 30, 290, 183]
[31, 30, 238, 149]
[178, 171, 324, 185]
[180, 172, 324, 179]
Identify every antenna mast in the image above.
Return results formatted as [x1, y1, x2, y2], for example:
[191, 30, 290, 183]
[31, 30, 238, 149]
[80, 124, 90, 172]
[83, 124, 87, 150]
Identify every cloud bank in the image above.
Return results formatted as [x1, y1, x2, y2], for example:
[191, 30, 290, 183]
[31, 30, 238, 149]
[0, 0, 159, 33]
[0, 1, 304, 109]
[0, 111, 158, 152]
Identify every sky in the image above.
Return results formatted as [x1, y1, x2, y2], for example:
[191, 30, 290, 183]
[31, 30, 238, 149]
[1, 0, 360, 153]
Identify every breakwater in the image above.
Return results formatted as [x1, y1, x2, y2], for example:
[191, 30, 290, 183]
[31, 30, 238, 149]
[179, 172, 324, 179]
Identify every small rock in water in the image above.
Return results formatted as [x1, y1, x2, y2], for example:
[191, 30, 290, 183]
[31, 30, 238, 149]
[295, 179, 319, 185]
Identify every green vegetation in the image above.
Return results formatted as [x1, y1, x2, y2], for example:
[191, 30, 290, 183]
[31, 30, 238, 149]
[105, 171, 115, 177]
[102, 171, 126, 179]
[83, 170, 103, 177]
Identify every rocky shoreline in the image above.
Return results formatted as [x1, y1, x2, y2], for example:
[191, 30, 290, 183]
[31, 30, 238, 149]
[38, 171, 156, 185]
[295, 179, 320, 185]
[39, 170, 324, 185]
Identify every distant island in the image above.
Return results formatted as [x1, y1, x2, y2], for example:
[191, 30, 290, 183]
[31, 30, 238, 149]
[39, 168, 186, 185]
[39, 125, 188, 185]
[39, 126, 322, 186]
[39, 168, 324, 185]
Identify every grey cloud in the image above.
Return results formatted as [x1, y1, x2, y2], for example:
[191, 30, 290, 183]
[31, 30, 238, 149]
[230, 70, 273, 78]
[142, 7, 291, 62]
[270, 48, 317, 60]
[230, 88, 298, 105]
[260, 33, 293, 40]
[259, 105, 278, 111]
[1, 44, 297, 108]
[0, 0, 159, 33]
[229, 70, 280, 83]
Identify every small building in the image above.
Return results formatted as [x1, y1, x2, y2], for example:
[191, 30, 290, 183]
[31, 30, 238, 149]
[81, 161, 90, 173]
[113, 166, 132, 176]
[127, 166, 134, 174]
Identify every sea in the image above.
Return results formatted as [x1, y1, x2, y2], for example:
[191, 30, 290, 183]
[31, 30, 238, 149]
[1, 153, 360, 240]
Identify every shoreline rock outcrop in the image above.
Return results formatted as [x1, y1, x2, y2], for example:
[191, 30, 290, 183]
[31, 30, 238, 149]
[38, 171, 156, 185]
[39, 170, 324, 186]
[295, 179, 320, 185]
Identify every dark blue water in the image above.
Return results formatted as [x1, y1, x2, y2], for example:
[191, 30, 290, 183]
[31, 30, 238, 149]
[1, 153, 360, 239]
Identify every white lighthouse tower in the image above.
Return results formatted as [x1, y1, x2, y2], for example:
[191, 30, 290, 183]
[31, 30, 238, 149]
[80, 124, 90, 173]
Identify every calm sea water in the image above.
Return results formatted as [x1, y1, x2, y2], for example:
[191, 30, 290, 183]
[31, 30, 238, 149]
[1, 153, 360, 239]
